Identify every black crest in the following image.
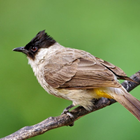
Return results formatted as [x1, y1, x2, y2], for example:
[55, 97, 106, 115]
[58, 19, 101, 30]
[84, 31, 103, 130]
[13, 30, 56, 60]
[25, 30, 56, 50]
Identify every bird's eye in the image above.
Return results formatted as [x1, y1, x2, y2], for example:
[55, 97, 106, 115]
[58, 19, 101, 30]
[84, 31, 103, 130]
[31, 46, 38, 52]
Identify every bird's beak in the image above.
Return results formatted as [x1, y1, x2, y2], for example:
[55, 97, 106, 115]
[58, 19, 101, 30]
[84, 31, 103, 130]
[13, 47, 28, 55]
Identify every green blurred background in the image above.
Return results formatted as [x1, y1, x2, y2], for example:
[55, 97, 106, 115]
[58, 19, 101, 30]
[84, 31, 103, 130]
[0, 0, 140, 139]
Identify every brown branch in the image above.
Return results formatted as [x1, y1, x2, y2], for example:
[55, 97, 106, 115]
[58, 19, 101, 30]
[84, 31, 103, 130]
[1, 71, 140, 140]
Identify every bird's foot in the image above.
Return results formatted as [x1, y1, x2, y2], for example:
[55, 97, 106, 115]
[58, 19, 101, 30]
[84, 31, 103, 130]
[61, 104, 75, 126]
[61, 104, 74, 115]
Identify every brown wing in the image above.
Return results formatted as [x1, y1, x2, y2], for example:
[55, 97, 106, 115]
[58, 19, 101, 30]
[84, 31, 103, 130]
[44, 59, 78, 88]
[96, 57, 127, 76]
[43, 48, 79, 88]
[43, 48, 122, 89]
[96, 57, 135, 82]
[60, 58, 121, 89]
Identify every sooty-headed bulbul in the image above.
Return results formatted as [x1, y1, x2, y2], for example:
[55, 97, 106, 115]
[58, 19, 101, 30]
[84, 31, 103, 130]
[13, 30, 140, 121]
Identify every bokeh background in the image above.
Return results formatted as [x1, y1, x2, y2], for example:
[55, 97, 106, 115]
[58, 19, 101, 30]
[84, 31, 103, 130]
[0, 0, 140, 140]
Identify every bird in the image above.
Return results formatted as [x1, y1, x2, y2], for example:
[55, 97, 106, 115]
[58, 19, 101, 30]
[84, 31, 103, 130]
[13, 30, 140, 121]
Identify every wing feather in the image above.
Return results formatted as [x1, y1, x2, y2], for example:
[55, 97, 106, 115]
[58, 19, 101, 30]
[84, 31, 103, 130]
[43, 49, 125, 89]
[60, 58, 120, 89]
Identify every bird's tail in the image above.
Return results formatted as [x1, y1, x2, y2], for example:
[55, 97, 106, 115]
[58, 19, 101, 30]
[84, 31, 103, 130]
[112, 87, 140, 121]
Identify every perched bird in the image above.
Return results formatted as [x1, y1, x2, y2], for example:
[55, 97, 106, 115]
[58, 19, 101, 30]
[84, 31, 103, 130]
[13, 30, 140, 121]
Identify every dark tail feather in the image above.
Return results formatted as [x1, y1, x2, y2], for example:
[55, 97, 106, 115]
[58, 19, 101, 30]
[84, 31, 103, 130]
[113, 91, 140, 121]
[118, 75, 138, 84]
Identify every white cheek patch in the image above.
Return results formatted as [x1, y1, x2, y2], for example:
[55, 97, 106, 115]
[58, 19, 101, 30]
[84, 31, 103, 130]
[27, 48, 48, 75]
[27, 43, 64, 81]
[35, 48, 49, 61]
[28, 48, 48, 66]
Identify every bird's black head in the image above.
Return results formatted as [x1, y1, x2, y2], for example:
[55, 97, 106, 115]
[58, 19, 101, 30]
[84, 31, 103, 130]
[13, 30, 56, 59]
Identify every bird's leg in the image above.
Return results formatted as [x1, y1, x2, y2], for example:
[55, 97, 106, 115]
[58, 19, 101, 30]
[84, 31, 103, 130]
[61, 104, 74, 114]
[61, 104, 75, 126]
